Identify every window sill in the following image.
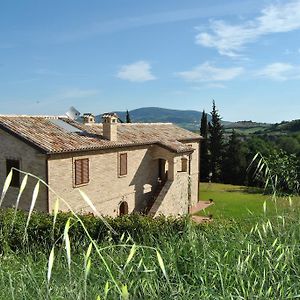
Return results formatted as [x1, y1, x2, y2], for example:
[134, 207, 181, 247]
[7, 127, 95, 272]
[118, 174, 127, 178]
[73, 182, 90, 188]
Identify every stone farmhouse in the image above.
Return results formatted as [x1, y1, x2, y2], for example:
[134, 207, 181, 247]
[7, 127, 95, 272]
[0, 113, 201, 217]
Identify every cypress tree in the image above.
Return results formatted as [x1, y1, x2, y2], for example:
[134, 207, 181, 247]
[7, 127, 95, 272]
[208, 100, 224, 182]
[223, 129, 247, 185]
[126, 110, 131, 123]
[200, 110, 210, 181]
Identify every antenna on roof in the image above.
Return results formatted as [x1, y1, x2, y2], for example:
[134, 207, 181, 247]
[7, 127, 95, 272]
[66, 106, 81, 120]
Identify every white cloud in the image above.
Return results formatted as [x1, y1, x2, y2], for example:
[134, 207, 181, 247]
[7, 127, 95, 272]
[117, 61, 156, 82]
[206, 83, 227, 89]
[176, 62, 243, 82]
[256, 62, 300, 81]
[196, 0, 300, 57]
[191, 83, 226, 90]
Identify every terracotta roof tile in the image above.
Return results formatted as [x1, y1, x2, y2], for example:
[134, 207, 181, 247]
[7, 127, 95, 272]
[0, 115, 201, 154]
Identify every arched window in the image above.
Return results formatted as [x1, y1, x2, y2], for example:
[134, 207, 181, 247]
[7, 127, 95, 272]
[119, 201, 128, 216]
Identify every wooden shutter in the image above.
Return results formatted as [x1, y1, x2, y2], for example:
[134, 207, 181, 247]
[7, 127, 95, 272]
[75, 158, 89, 185]
[81, 159, 89, 184]
[6, 159, 20, 187]
[181, 158, 188, 172]
[119, 153, 127, 176]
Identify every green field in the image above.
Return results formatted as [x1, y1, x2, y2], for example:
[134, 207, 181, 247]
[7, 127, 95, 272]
[197, 183, 300, 220]
[224, 126, 267, 135]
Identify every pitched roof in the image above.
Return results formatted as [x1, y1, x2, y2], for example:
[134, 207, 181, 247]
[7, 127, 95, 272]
[0, 115, 201, 155]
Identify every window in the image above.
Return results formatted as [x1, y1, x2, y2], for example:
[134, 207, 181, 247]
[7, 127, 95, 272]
[119, 153, 127, 176]
[6, 159, 20, 188]
[74, 158, 89, 186]
[181, 158, 188, 172]
[119, 201, 128, 216]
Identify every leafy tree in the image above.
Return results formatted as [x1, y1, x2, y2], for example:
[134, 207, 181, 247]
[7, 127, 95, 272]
[200, 110, 210, 181]
[208, 100, 224, 182]
[126, 110, 131, 123]
[283, 119, 300, 132]
[250, 150, 300, 195]
[222, 130, 247, 185]
[277, 136, 300, 155]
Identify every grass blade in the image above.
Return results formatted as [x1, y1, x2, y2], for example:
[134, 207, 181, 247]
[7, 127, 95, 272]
[78, 189, 116, 234]
[47, 246, 55, 284]
[64, 218, 72, 271]
[156, 250, 168, 281]
[85, 242, 93, 262]
[51, 197, 59, 233]
[85, 258, 91, 279]
[15, 174, 28, 211]
[11, 174, 28, 229]
[0, 170, 12, 207]
[104, 281, 109, 299]
[25, 180, 40, 235]
[121, 285, 129, 300]
[124, 244, 137, 269]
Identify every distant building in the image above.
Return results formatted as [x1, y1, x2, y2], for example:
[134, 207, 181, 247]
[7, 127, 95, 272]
[0, 113, 201, 217]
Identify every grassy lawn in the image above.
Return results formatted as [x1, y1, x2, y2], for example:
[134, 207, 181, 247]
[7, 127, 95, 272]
[197, 183, 300, 220]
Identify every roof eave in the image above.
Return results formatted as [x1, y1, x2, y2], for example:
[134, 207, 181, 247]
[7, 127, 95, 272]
[179, 136, 203, 142]
[46, 139, 196, 156]
[0, 123, 48, 154]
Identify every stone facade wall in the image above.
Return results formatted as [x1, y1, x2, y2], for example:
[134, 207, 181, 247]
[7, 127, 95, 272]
[0, 127, 200, 217]
[186, 141, 200, 207]
[0, 129, 48, 211]
[149, 141, 199, 217]
[150, 172, 189, 217]
[48, 145, 160, 216]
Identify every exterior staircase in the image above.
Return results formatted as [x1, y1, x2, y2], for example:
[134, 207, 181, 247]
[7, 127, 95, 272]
[144, 178, 167, 215]
[146, 179, 173, 216]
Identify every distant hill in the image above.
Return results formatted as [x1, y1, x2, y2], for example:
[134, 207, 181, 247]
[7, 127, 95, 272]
[266, 119, 300, 134]
[223, 120, 272, 135]
[224, 119, 300, 135]
[94, 106, 298, 134]
[96, 107, 230, 131]
[224, 120, 271, 129]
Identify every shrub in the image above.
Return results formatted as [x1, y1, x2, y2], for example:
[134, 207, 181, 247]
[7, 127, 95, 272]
[0, 209, 191, 253]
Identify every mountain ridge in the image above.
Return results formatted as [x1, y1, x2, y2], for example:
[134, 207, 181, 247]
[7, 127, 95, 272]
[93, 107, 298, 133]
[96, 107, 227, 131]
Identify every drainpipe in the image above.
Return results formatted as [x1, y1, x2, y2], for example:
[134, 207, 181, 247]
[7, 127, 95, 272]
[167, 158, 175, 181]
[46, 155, 50, 213]
[197, 140, 201, 203]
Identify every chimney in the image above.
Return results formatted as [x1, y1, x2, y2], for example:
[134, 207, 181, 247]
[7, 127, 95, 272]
[102, 112, 118, 141]
[83, 113, 95, 124]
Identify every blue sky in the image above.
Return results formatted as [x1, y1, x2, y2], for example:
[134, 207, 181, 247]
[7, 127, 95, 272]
[0, 0, 300, 122]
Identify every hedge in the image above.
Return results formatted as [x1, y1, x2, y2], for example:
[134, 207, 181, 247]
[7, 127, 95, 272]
[0, 209, 192, 252]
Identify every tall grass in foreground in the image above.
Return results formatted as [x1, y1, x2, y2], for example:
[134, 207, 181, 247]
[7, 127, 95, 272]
[1, 168, 300, 299]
